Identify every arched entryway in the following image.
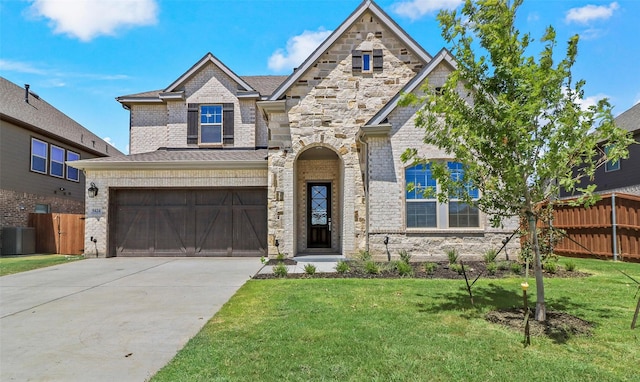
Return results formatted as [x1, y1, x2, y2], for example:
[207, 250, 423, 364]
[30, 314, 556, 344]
[294, 146, 343, 255]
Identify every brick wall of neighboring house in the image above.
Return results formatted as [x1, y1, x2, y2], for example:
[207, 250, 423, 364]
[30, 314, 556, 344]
[83, 168, 267, 257]
[599, 185, 640, 196]
[0, 189, 83, 253]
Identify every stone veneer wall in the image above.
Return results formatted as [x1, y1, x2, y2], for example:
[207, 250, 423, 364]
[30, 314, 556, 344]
[267, 10, 425, 258]
[84, 168, 267, 257]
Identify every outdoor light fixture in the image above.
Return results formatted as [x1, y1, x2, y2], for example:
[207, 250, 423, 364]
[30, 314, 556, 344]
[87, 182, 99, 198]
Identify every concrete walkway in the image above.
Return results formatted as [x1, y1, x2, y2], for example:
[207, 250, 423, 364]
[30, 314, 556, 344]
[0, 257, 262, 382]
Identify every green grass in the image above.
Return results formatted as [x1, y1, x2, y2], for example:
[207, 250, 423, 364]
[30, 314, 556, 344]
[152, 258, 640, 382]
[0, 254, 83, 276]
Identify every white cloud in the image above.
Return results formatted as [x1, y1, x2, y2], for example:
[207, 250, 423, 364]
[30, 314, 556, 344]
[576, 93, 610, 111]
[392, 0, 463, 21]
[0, 59, 47, 75]
[28, 0, 158, 42]
[565, 2, 619, 24]
[103, 137, 116, 147]
[268, 29, 333, 73]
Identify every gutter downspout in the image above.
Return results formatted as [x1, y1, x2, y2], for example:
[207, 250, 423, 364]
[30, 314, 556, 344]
[357, 130, 370, 253]
[612, 193, 618, 261]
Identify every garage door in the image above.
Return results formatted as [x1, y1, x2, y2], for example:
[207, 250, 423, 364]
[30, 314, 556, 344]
[109, 188, 267, 257]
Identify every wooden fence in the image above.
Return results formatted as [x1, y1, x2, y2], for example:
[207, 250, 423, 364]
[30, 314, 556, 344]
[545, 193, 640, 262]
[28, 213, 85, 255]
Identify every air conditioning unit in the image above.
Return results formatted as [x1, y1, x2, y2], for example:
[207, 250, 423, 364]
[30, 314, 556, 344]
[1, 227, 36, 255]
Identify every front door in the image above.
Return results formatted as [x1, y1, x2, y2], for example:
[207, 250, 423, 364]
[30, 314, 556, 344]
[307, 183, 331, 248]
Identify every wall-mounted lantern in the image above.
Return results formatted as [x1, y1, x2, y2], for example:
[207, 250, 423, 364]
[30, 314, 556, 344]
[87, 182, 99, 198]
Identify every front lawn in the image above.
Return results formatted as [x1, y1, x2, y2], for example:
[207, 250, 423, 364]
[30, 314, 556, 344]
[0, 254, 83, 276]
[152, 258, 639, 381]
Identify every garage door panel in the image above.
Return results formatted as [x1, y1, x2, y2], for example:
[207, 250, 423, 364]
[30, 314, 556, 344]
[111, 188, 266, 257]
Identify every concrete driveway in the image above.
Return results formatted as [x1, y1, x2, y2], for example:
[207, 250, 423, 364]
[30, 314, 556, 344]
[0, 257, 263, 382]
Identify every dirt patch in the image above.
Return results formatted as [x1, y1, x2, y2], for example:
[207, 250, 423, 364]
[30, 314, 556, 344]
[486, 308, 593, 342]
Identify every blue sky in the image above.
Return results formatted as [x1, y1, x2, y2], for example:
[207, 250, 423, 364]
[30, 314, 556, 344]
[1, 0, 638, 154]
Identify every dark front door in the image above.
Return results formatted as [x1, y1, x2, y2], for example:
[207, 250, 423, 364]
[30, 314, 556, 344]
[307, 183, 331, 248]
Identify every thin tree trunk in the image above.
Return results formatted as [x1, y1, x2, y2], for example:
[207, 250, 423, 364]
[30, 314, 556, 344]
[527, 211, 546, 321]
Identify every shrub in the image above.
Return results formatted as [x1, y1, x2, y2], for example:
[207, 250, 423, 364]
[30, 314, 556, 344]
[364, 260, 380, 275]
[564, 260, 577, 272]
[358, 250, 372, 262]
[273, 262, 288, 277]
[424, 262, 438, 275]
[544, 261, 558, 274]
[398, 250, 412, 264]
[486, 261, 498, 275]
[304, 263, 317, 275]
[450, 263, 466, 275]
[446, 249, 459, 264]
[483, 249, 498, 264]
[395, 260, 413, 277]
[497, 261, 511, 271]
[276, 252, 285, 261]
[510, 262, 522, 275]
[335, 260, 350, 274]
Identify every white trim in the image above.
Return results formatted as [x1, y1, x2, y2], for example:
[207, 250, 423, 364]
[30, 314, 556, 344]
[49, 144, 65, 178]
[68, 159, 267, 171]
[66, 150, 80, 182]
[30, 137, 48, 174]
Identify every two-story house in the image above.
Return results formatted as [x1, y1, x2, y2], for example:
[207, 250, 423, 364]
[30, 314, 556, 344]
[72, 0, 518, 259]
[0, 77, 123, 254]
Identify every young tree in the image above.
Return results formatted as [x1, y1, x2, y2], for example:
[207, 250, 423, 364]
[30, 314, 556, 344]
[401, 0, 632, 321]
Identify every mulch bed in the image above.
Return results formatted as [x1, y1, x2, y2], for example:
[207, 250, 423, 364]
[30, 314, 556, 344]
[486, 308, 594, 341]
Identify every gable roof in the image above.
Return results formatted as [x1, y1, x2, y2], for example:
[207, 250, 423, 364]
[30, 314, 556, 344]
[165, 52, 254, 93]
[366, 48, 457, 126]
[268, 0, 433, 101]
[0, 76, 123, 157]
[614, 103, 640, 134]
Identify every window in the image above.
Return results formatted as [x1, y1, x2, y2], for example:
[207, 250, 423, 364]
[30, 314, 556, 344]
[604, 146, 620, 172]
[66, 151, 80, 181]
[31, 138, 48, 174]
[50, 145, 65, 178]
[405, 164, 437, 228]
[200, 105, 223, 144]
[362, 52, 372, 73]
[35, 204, 50, 213]
[405, 162, 480, 229]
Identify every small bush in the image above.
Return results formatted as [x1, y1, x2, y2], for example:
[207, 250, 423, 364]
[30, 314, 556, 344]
[273, 262, 288, 277]
[398, 250, 412, 264]
[450, 263, 466, 275]
[358, 250, 372, 262]
[483, 249, 498, 264]
[446, 249, 459, 264]
[424, 262, 438, 275]
[364, 260, 380, 275]
[544, 261, 558, 274]
[497, 261, 511, 271]
[395, 261, 413, 277]
[564, 260, 577, 272]
[486, 261, 498, 275]
[276, 252, 285, 261]
[304, 263, 317, 275]
[335, 260, 350, 274]
[510, 262, 522, 275]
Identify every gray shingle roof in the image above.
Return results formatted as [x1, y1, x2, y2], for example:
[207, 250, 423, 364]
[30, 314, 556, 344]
[615, 103, 640, 134]
[0, 77, 123, 156]
[70, 148, 268, 170]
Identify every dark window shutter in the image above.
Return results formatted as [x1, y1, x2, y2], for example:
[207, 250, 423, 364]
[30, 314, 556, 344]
[373, 49, 383, 72]
[223, 103, 234, 145]
[352, 50, 362, 72]
[187, 103, 198, 144]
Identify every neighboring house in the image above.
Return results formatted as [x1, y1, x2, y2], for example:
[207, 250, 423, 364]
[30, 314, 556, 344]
[0, 77, 123, 253]
[560, 103, 640, 198]
[71, 0, 518, 259]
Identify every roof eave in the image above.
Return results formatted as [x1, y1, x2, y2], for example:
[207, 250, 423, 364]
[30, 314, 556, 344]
[68, 159, 268, 171]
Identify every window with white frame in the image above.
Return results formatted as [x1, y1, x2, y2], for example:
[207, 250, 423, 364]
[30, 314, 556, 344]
[405, 161, 480, 229]
[405, 164, 437, 228]
[50, 145, 65, 178]
[31, 138, 48, 174]
[66, 151, 80, 181]
[200, 105, 223, 144]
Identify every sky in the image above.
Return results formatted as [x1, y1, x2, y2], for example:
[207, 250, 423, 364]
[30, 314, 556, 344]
[1, 0, 639, 155]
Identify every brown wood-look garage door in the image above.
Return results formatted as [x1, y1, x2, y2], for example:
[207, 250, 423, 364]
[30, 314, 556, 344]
[109, 188, 267, 257]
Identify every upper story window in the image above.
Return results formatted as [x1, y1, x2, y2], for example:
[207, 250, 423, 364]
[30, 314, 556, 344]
[200, 105, 223, 144]
[362, 52, 372, 73]
[31, 138, 48, 174]
[66, 151, 80, 182]
[405, 161, 480, 229]
[604, 145, 620, 172]
[352, 49, 383, 74]
[50, 145, 65, 178]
